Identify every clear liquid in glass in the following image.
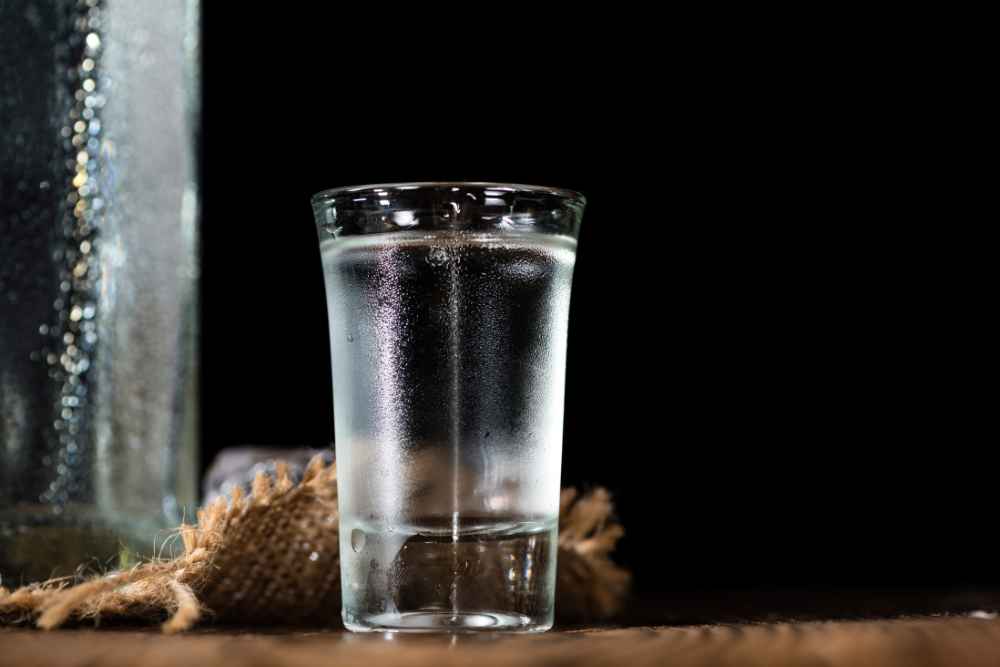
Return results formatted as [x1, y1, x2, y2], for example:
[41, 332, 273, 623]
[322, 231, 575, 632]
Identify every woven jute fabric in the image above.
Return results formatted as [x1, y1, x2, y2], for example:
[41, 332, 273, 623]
[0, 456, 629, 632]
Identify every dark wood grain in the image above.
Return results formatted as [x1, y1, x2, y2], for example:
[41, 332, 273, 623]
[4, 615, 1000, 667]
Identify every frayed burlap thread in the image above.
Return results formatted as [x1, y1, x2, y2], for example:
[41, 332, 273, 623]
[557, 488, 631, 621]
[0, 456, 628, 631]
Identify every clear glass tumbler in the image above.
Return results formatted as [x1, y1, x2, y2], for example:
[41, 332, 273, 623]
[313, 183, 584, 632]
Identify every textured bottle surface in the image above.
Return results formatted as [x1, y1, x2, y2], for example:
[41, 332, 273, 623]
[0, 0, 198, 584]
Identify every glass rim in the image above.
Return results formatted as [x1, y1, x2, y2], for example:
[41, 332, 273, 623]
[310, 181, 587, 208]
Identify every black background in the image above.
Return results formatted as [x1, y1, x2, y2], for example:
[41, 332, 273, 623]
[201, 9, 990, 594]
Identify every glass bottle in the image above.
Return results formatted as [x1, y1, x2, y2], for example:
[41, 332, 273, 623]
[0, 0, 199, 584]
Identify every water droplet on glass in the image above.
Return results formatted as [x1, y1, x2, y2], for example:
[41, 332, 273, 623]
[351, 528, 366, 553]
[427, 247, 448, 267]
[346, 333, 354, 343]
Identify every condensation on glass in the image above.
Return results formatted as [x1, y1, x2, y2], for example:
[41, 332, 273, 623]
[0, 0, 199, 585]
[313, 183, 584, 632]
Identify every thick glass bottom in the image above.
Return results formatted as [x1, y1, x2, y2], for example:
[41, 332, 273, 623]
[339, 516, 558, 634]
[344, 609, 551, 633]
[0, 506, 172, 586]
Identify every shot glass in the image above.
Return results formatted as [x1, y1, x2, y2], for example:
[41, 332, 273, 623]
[312, 182, 585, 632]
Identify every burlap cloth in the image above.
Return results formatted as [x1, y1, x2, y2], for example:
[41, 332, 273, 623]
[0, 456, 629, 632]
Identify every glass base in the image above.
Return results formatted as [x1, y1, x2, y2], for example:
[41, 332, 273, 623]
[344, 609, 551, 633]
[339, 516, 558, 634]
[0, 506, 172, 586]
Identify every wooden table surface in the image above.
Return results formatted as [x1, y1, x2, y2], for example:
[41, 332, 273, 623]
[4, 591, 1000, 666]
[4, 617, 1000, 667]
